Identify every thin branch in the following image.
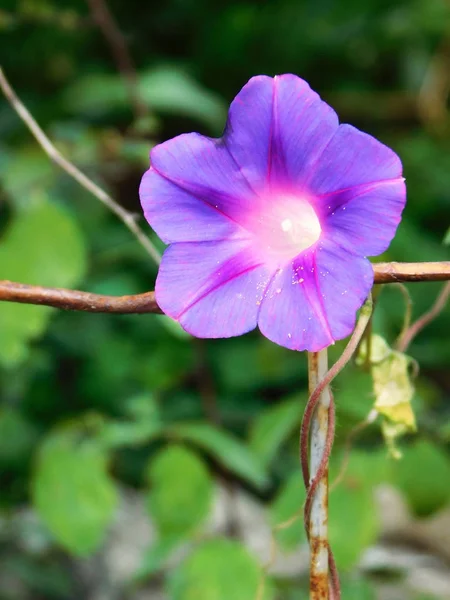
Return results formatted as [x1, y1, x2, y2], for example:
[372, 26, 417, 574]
[0, 67, 160, 265]
[392, 282, 414, 348]
[300, 294, 373, 490]
[300, 296, 373, 599]
[330, 409, 378, 492]
[0, 281, 161, 314]
[397, 281, 450, 352]
[86, 0, 149, 121]
[1, 262, 449, 315]
[417, 35, 450, 133]
[373, 261, 450, 283]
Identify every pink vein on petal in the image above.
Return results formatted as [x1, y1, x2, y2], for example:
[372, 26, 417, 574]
[317, 177, 403, 199]
[151, 164, 252, 237]
[176, 261, 265, 320]
[305, 252, 334, 343]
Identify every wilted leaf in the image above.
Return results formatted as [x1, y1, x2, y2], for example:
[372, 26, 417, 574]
[0, 195, 86, 366]
[357, 334, 392, 365]
[32, 426, 117, 555]
[167, 538, 274, 600]
[357, 334, 416, 456]
[171, 423, 269, 489]
[146, 445, 213, 538]
[373, 352, 415, 425]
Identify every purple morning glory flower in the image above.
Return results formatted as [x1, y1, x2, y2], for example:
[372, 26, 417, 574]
[140, 74, 406, 351]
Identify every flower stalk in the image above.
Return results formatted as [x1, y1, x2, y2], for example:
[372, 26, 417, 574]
[301, 297, 374, 600]
[307, 349, 332, 599]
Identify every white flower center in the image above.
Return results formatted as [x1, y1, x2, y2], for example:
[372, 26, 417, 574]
[250, 194, 321, 263]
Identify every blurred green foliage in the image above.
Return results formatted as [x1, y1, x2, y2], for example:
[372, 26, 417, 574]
[0, 0, 450, 598]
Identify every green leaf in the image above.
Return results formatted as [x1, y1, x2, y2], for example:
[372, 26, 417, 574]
[167, 538, 274, 600]
[32, 426, 117, 556]
[99, 394, 163, 449]
[340, 577, 376, 600]
[333, 368, 374, 424]
[136, 535, 184, 580]
[269, 472, 305, 551]
[329, 452, 379, 570]
[0, 408, 37, 466]
[0, 195, 87, 367]
[330, 448, 392, 490]
[394, 440, 450, 517]
[249, 397, 302, 468]
[124, 394, 161, 422]
[0, 147, 55, 203]
[171, 423, 269, 490]
[444, 226, 450, 245]
[99, 420, 162, 449]
[64, 67, 227, 132]
[156, 315, 191, 339]
[146, 445, 213, 538]
[138, 67, 227, 132]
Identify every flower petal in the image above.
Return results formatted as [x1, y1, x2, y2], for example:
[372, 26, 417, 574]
[322, 179, 406, 256]
[140, 167, 248, 244]
[258, 239, 374, 351]
[307, 124, 403, 196]
[156, 240, 272, 338]
[257, 250, 335, 352]
[149, 132, 258, 226]
[225, 74, 339, 188]
[314, 238, 374, 341]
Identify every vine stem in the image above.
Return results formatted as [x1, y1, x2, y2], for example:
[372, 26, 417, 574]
[301, 295, 374, 600]
[307, 349, 332, 599]
[0, 67, 161, 266]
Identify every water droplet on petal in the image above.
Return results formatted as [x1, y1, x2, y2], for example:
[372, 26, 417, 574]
[287, 333, 292, 339]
